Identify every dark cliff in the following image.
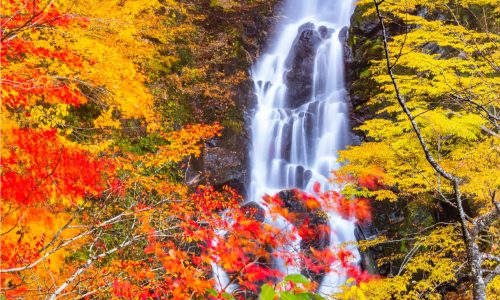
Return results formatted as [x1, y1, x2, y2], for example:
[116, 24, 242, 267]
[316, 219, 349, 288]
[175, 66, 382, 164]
[186, 0, 284, 195]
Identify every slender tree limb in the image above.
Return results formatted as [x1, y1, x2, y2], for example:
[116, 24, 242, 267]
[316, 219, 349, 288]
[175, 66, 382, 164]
[0, 210, 126, 273]
[0, 209, 28, 236]
[372, 2, 491, 298]
[484, 264, 500, 285]
[48, 236, 138, 300]
[482, 253, 500, 263]
[373, 1, 460, 184]
[37, 214, 76, 253]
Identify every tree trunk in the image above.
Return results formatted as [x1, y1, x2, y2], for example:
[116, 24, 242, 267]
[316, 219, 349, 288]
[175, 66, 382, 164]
[372, 1, 491, 298]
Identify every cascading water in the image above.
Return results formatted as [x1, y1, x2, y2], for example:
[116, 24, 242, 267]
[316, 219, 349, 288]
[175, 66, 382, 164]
[248, 0, 358, 294]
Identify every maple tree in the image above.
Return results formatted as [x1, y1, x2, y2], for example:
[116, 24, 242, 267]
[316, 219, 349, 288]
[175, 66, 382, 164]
[1, 0, 198, 297]
[1, 1, 374, 299]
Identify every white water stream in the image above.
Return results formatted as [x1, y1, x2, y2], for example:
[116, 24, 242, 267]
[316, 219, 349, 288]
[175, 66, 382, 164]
[212, 0, 359, 295]
[248, 0, 358, 295]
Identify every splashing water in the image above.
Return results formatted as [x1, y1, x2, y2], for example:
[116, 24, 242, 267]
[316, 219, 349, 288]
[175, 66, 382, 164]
[248, 0, 358, 294]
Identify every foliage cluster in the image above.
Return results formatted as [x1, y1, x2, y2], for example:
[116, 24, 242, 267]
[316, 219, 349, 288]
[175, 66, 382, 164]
[0, 0, 370, 299]
[338, 0, 499, 298]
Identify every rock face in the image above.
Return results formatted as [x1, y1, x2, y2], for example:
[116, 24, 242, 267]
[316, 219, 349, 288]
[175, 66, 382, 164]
[343, 5, 387, 276]
[284, 23, 322, 109]
[202, 146, 246, 194]
[188, 1, 283, 195]
[354, 222, 379, 274]
[343, 7, 383, 142]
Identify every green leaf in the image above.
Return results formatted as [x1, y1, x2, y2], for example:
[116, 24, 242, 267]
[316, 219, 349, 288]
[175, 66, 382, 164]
[207, 289, 217, 297]
[303, 292, 325, 300]
[281, 291, 297, 300]
[259, 284, 276, 300]
[281, 291, 323, 300]
[298, 294, 313, 300]
[221, 292, 235, 300]
[284, 274, 310, 284]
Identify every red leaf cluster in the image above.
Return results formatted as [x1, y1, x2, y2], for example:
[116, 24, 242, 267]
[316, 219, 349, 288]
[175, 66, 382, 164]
[1, 129, 114, 205]
[1, 0, 74, 32]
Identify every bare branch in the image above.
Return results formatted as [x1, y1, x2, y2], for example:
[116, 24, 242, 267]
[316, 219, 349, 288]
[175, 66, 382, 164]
[482, 253, 500, 263]
[484, 264, 500, 285]
[471, 191, 500, 237]
[49, 236, 139, 300]
[373, 1, 460, 184]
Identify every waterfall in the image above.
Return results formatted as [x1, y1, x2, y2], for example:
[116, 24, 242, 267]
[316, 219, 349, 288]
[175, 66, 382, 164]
[248, 0, 358, 294]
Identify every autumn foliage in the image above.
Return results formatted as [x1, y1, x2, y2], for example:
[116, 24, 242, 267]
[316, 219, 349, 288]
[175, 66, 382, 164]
[1, 1, 86, 108]
[337, 0, 499, 299]
[1, 129, 112, 205]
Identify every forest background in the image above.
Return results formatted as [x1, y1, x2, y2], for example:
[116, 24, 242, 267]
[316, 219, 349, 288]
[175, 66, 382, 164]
[0, 0, 498, 299]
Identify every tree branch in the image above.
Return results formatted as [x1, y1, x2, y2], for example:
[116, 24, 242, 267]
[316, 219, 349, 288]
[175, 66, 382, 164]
[48, 236, 139, 300]
[373, 1, 461, 184]
[372, 2, 489, 298]
[471, 191, 499, 237]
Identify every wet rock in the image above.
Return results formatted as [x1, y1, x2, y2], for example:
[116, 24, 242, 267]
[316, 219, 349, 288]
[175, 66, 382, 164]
[241, 201, 266, 222]
[303, 170, 313, 185]
[280, 119, 293, 161]
[350, 10, 380, 39]
[355, 221, 378, 241]
[284, 23, 322, 109]
[338, 26, 349, 40]
[303, 111, 315, 159]
[263, 81, 272, 93]
[277, 190, 330, 248]
[318, 25, 335, 39]
[297, 22, 316, 32]
[355, 222, 379, 274]
[278, 190, 305, 213]
[191, 1, 282, 204]
[343, 4, 386, 142]
[295, 165, 305, 188]
[203, 147, 246, 195]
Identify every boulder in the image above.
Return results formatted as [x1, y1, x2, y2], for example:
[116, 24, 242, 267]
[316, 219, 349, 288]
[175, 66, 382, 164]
[284, 23, 322, 109]
[338, 26, 349, 40]
[203, 146, 246, 195]
[241, 201, 266, 222]
[318, 25, 335, 39]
